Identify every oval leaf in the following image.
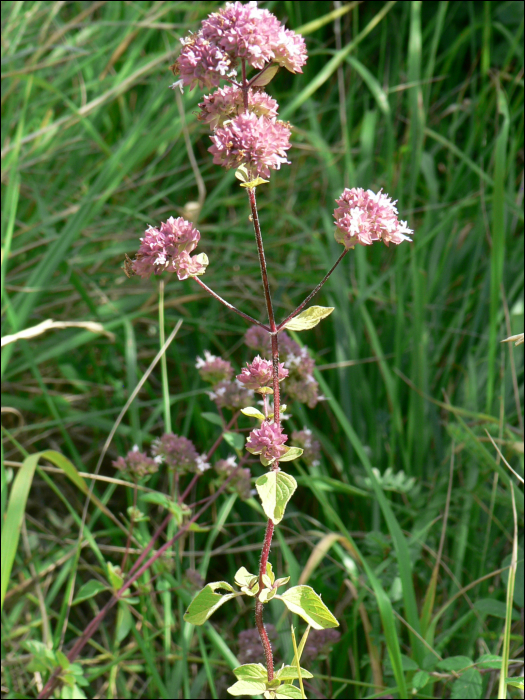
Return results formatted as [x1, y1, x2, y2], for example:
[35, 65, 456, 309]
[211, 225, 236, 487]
[437, 656, 473, 672]
[281, 306, 334, 332]
[451, 668, 482, 699]
[277, 585, 339, 630]
[72, 579, 108, 605]
[279, 446, 304, 462]
[184, 581, 237, 625]
[275, 665, 313, 681]
[274, 683, 304, 698]
[256, 471, 297, 525]
[201, 412, 224, 427]
[227, 680, 267, 696]
[224, 432, 246, 451]
[251, 64, 280, 86]
[241, 407, 266, 421]
[233, 663, 267, 681]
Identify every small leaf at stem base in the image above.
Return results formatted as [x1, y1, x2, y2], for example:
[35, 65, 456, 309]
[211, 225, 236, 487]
[281, 306, 334, 331]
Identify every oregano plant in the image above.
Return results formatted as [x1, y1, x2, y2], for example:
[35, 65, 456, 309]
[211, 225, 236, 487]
[125, 3, 413, 698]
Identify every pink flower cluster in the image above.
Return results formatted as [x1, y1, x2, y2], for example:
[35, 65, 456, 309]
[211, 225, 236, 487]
[291, 428, 321, 467]
[112, 446, 159, 479]
[173, 2, 307, 180]
[198, 85, 278, 129]
[132, 216, 208, 280]
[333, 188, 414, 249]
[215, 455, 252, 500]
[236, 355, 288, 392]
[244, 327, 320, 408]
[196, 350, 234, 384]
[246, 420, 288, 464]
[208, 379, 253, 410]
[152, 433, 210, 473]
[175, 1, 307, 90]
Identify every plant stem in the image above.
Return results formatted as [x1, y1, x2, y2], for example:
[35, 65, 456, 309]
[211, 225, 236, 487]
[247, 185, 279, 682]
[192, 276, 270, 331]
[277, 247, 349, 330]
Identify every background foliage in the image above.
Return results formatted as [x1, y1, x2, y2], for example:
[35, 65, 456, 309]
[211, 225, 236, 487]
[1, 1, 523, 698]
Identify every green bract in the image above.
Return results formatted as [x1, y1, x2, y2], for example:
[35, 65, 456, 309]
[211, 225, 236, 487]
[281, 306, 334, 331]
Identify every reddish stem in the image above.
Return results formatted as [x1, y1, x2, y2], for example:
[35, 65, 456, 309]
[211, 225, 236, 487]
[255, 517, 275, 680]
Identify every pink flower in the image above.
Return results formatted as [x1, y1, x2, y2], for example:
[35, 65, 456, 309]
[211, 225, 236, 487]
[237, 355, 288, 391]
[333, 188, 413, 249]
[112, 446, 159, 479]
[196, 350, 234, 385]
[246, 421, 288, 463]
[174, 2, 307, 89]
[199, 86, 278, 130]
[209, 112, 291, 178]
[131, 216, 208, 280]
[152, 433, 210, 473]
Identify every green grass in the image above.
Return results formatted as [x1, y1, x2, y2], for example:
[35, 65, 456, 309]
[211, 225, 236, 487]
[1, 1, 523, 698]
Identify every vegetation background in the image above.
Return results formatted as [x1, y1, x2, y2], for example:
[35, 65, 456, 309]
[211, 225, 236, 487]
[1, 1, 523, 698]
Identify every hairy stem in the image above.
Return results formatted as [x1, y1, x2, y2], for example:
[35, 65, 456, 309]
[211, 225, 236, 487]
[277, 248, 349, 330]
[247, 185, 280, 682]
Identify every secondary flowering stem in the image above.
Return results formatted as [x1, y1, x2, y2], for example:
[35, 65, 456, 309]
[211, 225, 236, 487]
[277, 248, 350, 331]
[192, 276, 270, 331]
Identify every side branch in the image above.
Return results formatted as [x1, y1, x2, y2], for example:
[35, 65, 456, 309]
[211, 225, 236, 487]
[277, 248, 349, 331]
[192, 276, 270, 331]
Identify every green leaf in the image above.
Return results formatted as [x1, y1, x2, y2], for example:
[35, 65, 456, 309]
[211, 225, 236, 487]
[106, 562, 123, 592]
[234, 567, 259, 596]
[412, 670, 430, 691]
[240, 177, 270, 189]
[476, 654, 503, 669]
[251, 64, 280, 86]
[256, 471, 297, 525]
[201, 411, 224, 427]
[241, 407, 266, 421]
[277, 585, 339, 630]
[281, 306, 334, 331]
[141, 492, 186, 522]
[224, 431, 245, 451]
[474, 598, 519, 619]
[183, 581, 238, 625]
[437, 656, 473, 672]
[189, 252, 208, 276]
[273, 683, 304, 698]
[232, 663, 267, 680]
[506, 677, 524, 690]
[72, 579, 107, 605]
[116, 601, 132, 643]
[227, 680, 267, 696]
[275, 665, 313, 681]
[451, 668, 482, 699]
[279, 446, 304, 462]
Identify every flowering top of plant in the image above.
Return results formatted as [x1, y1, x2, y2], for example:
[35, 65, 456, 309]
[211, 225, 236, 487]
[152, 433, 210, 473]
[236, 355, 288, 391]
[174, 1, 307, 90]
[333, 188, 414, 249]
[132, 216, 208, 280]
[246, 420, 288, 463]
[196, 350, 234, 384]
[112, 446, 159, 479]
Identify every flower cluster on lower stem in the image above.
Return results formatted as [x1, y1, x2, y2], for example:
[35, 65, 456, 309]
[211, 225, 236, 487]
[291, 428, 321, 467]
[215, 455, 252, 500]
[246, 421, 288, 463]
[152, 433, 211, 474]
[196, 350, 234, 384]
[236, 355, 288, 392]
[112, 446, 159, 479]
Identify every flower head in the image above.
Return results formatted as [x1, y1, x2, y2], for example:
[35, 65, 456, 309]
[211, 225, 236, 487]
[199, 86, 278, 130]
[196, 350, 234, 384]
[215, 455, 251, 500]
[208, 112, 291, 178]
[333, 188, 413, 249]
[112, 446, 158, 479]
[291, 428, 321, 467]
[132, 216, 208, 279]
[246, 421, 288, 464]
[208, 379, 253, 410]
[152, 433, 208, 474]
[237, 355, 288, 392]
[175, 2, 307, 89]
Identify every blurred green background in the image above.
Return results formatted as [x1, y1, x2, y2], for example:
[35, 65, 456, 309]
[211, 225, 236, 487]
[1, 1, 523, 698]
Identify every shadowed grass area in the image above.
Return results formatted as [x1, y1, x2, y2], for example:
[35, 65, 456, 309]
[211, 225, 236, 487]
[1, 1, 523, 698]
